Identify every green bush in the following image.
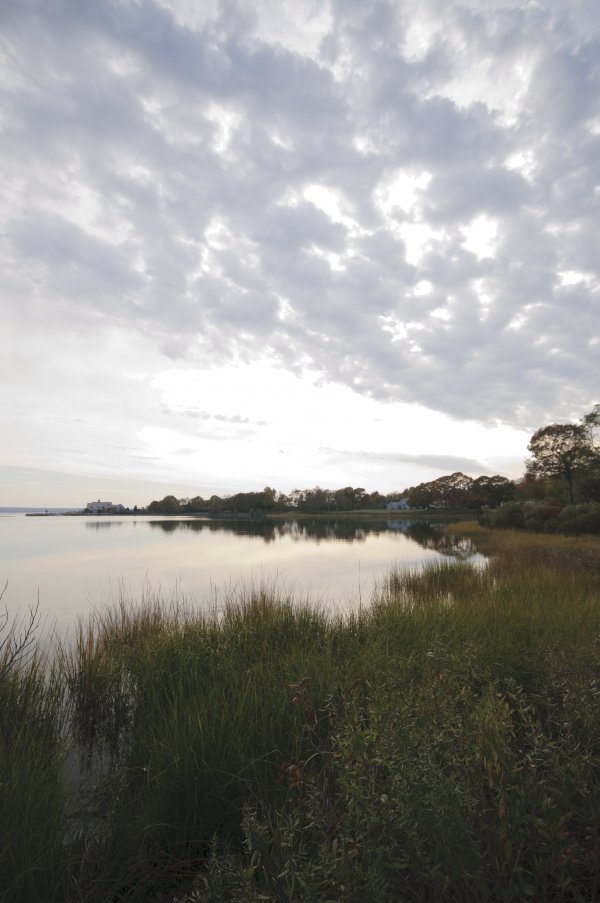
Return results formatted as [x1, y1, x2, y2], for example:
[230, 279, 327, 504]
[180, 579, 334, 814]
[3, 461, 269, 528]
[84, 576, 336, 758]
[522, 501, 563, 532]
[483, 500, 600, 535]
[182, 671, 600, 902]
[480, 501, 525, 529]
[555, 503, 600, 535]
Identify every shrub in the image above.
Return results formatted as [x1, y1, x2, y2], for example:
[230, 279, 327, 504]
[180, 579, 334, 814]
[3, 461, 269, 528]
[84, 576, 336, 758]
[521, 500, 563, 532]
[481, 501, 525, 529]
[555, 502, 600, 535]
[181, 670, 600, 903]
[483, 501, 600, 535]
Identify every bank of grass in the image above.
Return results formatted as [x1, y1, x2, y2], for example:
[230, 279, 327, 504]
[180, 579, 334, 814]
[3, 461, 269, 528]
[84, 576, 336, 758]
[1, 525, 599, 902]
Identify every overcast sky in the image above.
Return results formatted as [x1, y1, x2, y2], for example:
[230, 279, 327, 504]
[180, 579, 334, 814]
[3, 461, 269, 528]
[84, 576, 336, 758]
[2, 0, 598, 506]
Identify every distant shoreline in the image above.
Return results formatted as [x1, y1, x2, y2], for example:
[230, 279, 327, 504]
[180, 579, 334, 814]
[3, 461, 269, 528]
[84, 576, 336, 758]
[20, 508, 473, 520]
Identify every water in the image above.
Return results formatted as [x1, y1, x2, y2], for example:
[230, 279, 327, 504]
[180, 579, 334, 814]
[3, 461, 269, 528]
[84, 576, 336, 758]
[0, 514, 485, 635]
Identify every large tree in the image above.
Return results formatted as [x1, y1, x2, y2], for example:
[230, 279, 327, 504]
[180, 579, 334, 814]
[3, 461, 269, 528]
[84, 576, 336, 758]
[526, 420, 598, 505]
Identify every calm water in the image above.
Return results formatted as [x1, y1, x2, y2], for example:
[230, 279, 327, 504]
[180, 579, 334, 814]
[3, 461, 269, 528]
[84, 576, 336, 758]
[0, 514, 484, 635]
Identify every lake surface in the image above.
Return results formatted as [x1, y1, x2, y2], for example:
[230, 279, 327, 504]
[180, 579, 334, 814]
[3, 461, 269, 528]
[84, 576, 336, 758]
[0, 514, 485, 636]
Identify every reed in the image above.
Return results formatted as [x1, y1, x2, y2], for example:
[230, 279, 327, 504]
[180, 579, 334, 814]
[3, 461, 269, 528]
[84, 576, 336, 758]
[1, 526, 599, 901]
[0, 629, 69, 903]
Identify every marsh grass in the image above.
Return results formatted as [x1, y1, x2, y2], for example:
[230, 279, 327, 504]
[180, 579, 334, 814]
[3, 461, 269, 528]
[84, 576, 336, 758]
[2, 528, 600, 901]
[0, 617, 69, 903]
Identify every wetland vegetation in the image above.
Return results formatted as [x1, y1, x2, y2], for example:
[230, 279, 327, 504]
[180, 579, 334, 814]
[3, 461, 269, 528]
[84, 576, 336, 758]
[2, 523, 600, 901]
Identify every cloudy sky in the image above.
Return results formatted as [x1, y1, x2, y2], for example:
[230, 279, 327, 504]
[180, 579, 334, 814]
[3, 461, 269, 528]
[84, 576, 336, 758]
[2, 0, 599, 506]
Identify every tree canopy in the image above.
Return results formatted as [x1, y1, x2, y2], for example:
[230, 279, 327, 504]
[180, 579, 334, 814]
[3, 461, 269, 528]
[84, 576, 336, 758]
[526, 408, 600, 504]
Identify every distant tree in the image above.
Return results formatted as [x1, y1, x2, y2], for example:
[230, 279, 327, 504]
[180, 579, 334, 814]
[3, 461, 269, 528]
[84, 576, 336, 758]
[207, 495, 225, 513]
[526, 422, 598, 505]
[468, 475, 515, 509]
[366, 491, 387, 509]
[333, 487, 367, 511]
[430, 472, 473, 508]
[300, 487, 334, 512]
[262, 486, 278, 510]
[514, 473, 549, 501]
[412, 484, 430, 508]
[224, 488, 281, 513]
[182, 496, 207, 512]
[147, 495, 181, 515]
[385, 491, 407, 503]
[287, 490, 303, 509]
[407, 482, 435, 508]
[406, 473, 473, 509]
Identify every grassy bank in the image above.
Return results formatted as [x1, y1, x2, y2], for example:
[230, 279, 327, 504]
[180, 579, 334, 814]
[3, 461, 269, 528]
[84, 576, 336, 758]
[1, 526, 599, 901]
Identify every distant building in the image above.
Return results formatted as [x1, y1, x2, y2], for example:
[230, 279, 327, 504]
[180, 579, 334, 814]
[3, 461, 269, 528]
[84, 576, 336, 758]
[87, 500, 126, 514]
[387, 498, 410, 511]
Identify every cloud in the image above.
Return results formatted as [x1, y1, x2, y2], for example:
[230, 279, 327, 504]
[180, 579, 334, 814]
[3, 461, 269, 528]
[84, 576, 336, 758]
[319, 447, 492, 477]
[2, 0, 599, 493]
[161, 403, 268, 425]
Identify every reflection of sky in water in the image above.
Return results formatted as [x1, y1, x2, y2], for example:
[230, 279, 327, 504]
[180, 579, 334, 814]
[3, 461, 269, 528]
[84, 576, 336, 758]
[0, 516, 484, 636]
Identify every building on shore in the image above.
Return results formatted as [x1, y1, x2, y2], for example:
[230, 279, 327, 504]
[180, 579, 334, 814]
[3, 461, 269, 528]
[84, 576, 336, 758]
[386, 498, 410, 511]
[86, 500, 126, 514]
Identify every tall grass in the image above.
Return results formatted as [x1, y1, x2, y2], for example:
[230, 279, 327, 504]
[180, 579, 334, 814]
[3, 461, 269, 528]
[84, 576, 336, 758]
[0, 609, 69, 903]
[1, 527, 600, 901]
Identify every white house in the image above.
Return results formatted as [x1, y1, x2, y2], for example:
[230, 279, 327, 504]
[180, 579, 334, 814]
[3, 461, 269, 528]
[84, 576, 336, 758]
[387, 498, 410, 511]
[87, 500, 126, 513]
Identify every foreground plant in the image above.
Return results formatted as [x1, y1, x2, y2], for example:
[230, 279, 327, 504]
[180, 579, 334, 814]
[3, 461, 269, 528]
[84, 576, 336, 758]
[182, 661, 600, 903]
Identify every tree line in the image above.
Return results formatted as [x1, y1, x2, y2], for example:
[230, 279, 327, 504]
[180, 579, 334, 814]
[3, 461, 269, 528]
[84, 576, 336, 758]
[146, 405, 600, 517]
[147, 486, 388, 515]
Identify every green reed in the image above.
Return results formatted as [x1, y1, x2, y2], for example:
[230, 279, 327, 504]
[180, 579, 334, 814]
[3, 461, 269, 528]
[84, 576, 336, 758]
[0, 626, 69, 903]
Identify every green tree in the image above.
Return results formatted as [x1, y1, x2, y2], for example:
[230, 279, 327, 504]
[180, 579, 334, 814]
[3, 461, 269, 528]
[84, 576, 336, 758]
[430, 472, 473, 508]
[146, 495, 181, 514]
[407, 482, 435, 508]
[300, 486, 334, 512]
[207, 495, 225, 514]
[468, 475, 515, 509]
[333, 487, 367, 511]
[526, 422, 598, 505]
[182, 496, 207, 512]
[406, 473, 473, 509]
[366, 491, 387, 509]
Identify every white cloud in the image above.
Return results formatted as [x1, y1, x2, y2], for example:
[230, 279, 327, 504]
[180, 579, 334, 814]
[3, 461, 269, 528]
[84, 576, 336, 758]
[145, 359, 529, 486]
[461, 215, 498, 260]
[1, 0, 599, 501]
[375, 170, 432, 216]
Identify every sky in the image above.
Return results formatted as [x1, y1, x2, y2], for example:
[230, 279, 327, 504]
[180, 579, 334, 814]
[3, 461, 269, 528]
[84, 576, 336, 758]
[1, 0, 599, 507]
